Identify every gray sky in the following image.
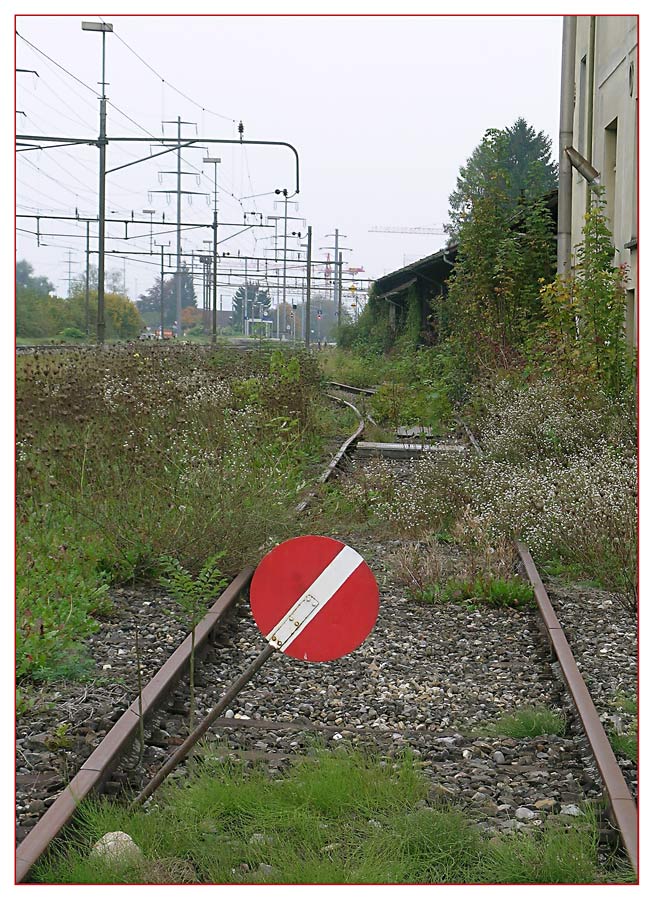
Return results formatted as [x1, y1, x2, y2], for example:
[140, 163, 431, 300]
[15, 11, 563, 305]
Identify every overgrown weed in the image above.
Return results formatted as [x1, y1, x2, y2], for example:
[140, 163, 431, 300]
[334, 377, 635, 607]
[16, 345, 324, 686]
[413, 575, 533, 609]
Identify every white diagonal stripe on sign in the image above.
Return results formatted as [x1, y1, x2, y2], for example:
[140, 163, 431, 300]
[265, 545, 363, 653]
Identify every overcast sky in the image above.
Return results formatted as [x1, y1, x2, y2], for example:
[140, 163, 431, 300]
[14, 10, 563, 306]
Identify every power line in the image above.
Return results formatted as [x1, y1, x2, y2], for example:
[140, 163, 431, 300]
[100, 17, 236, 124]
[16, 30, 168, 154]
[20, 149, 99, 199]
[17, 50, 146, 165]
[16, 175, 87, 209]
[16, 30, 97, 96]
[16, 30, 275, 240]
[20, 82, 95, 132]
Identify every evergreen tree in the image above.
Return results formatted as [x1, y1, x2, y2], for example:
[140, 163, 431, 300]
[137, 263, 197, 326]
[446, 118, 557, 239]
[16, 259, 54, 296]
[232, 282, 272, 332]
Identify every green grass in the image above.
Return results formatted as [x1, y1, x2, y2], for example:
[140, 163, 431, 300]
[480, 706, 567, 739]
[606, 695, 637, 762]
[608, 731, 637, 763]
[541, 559, 605, 590]
[320, 347, 386, 388]
[33, 747, 629, 884]
[414, 575, 534, 609]
[613, 695, 637, 717]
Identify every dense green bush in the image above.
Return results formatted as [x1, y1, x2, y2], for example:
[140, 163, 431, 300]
[58, 327, 87, 340]
[17, 288, 144, 340]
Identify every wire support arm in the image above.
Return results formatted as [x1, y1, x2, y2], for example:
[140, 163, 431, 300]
[15, 135, 301, 194]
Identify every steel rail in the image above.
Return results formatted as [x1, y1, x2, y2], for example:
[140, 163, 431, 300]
[516, 542, 638, 875]
[16, 390, 366, 879]
[295, 394, 365, 513]
[15, 566, 254, 883]
[327, 380, 377, 396]
[457, 415, 638, 876]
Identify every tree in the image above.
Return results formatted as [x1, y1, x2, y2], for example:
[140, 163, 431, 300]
[446, 118, 557, 239]
[105, 269, 125, 294]
[181, 306, 204, 329]
[137, 263, 197, 327]
[15, 287, 143, 339]
[16, 259, 54, 296]
[445, 153, 556, 365]
[104, 292, 144, 339]
[69, 265, 131, 297]
[538, 194, 632, 398]
[70, 264, 98, 297]
[231, 282, 272, 332]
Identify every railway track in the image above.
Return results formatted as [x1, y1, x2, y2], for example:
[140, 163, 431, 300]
[15, 384, 637, 881]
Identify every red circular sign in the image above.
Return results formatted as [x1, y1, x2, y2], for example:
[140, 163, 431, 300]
[250, 535, 379, 662]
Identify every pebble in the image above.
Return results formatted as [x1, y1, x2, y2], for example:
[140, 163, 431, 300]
[14, 463, 637, 850]
[90, 832, 143, 866]
[560, 804, 582, 816]
[515, 807, 537, 821]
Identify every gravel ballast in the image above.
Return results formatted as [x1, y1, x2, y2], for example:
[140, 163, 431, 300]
[16, 426, 637, 861]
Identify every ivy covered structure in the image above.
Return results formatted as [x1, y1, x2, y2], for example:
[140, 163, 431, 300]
[369, 189, 558, 352]
[370, 246, 458, 347]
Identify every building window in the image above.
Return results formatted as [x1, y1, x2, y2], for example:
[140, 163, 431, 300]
[626, 289, 636, 348]
[578, 56, 587, 156]
[604, 118, 618, 238]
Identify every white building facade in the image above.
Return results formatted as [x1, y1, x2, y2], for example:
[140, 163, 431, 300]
[570, 15, 638, 347]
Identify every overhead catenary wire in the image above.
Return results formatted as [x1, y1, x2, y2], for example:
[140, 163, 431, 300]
[16, 30, 270, 233]
[16, 29, 182, 158]
[99, 16, 236, 124]
[16, 29, 308, 304]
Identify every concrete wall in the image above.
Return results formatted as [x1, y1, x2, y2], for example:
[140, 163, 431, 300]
[571, 15, 638, 346]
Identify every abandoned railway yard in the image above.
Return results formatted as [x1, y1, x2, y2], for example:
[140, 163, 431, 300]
[15, 342, 637, 885]
[15, 11, 638, 890]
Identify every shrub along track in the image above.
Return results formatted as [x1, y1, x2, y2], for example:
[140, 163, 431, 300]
[15, 383, 637, 881]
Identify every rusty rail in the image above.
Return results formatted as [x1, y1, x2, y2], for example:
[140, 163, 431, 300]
[516, 542, 638, 875]
[327, 380, 377, 396]
[15, 566, 254, 884]
[295, 394, 365, 513]
[457, 414, 637, 875]
[17, 391, 367, 880]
